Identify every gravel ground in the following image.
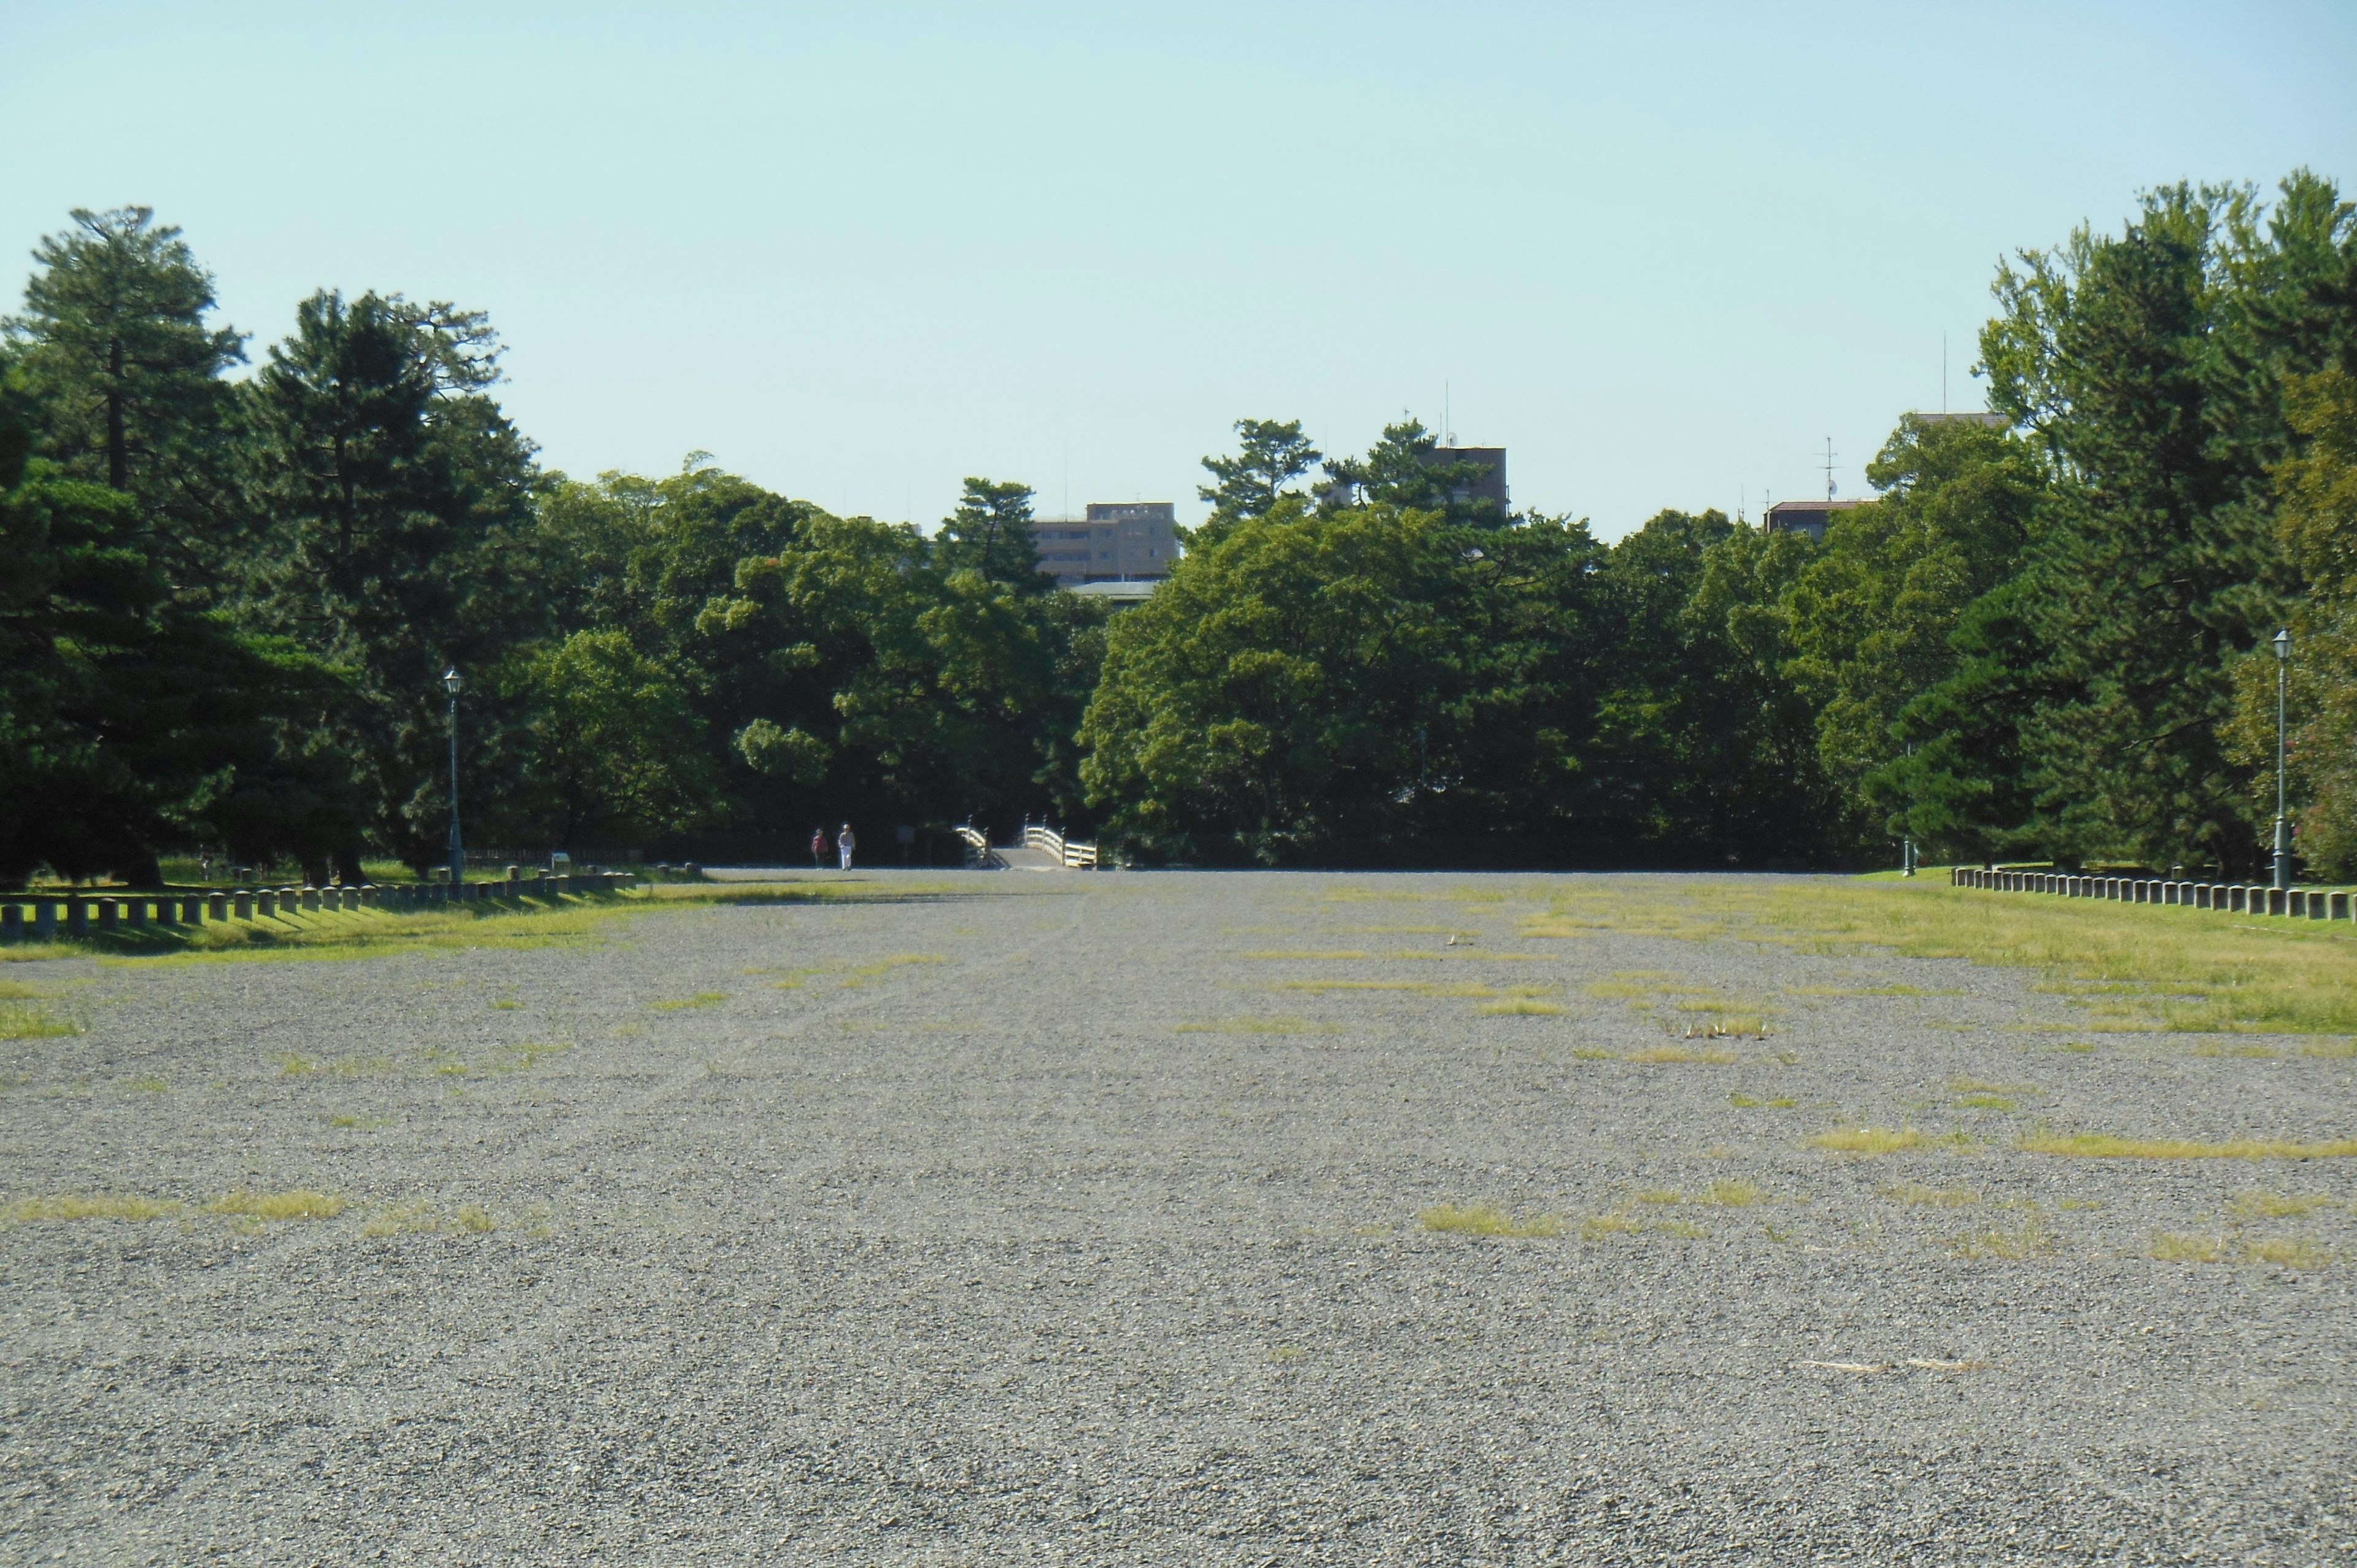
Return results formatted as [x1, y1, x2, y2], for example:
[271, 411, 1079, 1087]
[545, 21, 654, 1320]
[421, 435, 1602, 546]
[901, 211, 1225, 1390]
[2, 869, 2353, 1564]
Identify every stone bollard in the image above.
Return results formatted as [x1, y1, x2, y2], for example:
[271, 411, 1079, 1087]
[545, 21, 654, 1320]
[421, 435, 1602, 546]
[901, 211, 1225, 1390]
[2332, 892, 2351, 922]
[298, 886, 317, 912]
[2307, 890, 2328, 920]
[125, 897, 147, 929]
[2193, 885, 2210, 910]
[233, 890, 252, 920]
[37, 900, 58, 941]
[98, 898, 119, 932]
[1, 905, 20, 943]
[2266, 887, 2285, 916]
[258, 890, 276, 918]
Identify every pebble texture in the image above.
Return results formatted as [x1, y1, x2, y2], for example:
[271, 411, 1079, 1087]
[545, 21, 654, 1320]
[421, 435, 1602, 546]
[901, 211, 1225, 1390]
[2, 870, 2353, 1564]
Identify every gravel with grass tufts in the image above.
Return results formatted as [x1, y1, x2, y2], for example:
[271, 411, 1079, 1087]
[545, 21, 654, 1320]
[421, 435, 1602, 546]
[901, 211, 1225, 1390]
[2, 869, 2353, 1563]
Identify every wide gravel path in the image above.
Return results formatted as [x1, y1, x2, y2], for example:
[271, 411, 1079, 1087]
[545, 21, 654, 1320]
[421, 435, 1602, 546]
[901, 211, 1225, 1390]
[2, 870, 2352, 1564]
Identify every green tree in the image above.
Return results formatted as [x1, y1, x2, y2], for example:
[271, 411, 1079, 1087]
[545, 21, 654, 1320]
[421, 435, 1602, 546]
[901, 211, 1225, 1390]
[1078, 498, 1606, 863]
[1780, 415, 2046, 851]
[516, 629, 719, 849]
[934, 477, 1050, 589]
[4, 207, 248, 585]
[1976, 172, 2355, 871]
[1196, 417, 1320, 538]
[1317, 418, 1505, 526]
[241, 290, 542, 876]
[1588, 511, 1835, 863]
[2224, 364, 2357, 876]
[0, 366, 334, 885]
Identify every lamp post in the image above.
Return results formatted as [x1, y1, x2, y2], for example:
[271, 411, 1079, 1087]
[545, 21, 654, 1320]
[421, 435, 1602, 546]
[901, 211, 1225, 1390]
[444, 668, 465, 890]
[2272, 628, 2291, 890]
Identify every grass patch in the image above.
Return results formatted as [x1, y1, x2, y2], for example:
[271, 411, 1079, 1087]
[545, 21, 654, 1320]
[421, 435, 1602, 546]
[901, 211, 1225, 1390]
[1174, 1015, 1341, 1035]
[1881, 1182, 1981, 1207]
[1741, 879, 2357, 1037]
[2229, 1190, 2343, 1219]
[3, 1192, 182, 1223]
[2017, 1131, 2357, 1161]
[2153, 1231, 2330, 1267]
[649, 992, 727, 1011]
[1277, 979, 1500, 998]
[1729, 1092, 1797, 1108]
[126, 1075, 168, 1092]
[0, 1000, 85, 1039]
[1623, 1045, 1738, 1065]
[1948, 1213, 2056, 1260]
[2242, 1235, 2330, 1267]
[328, 1113, 390, 1130]
[1956, 1094, 2019, 1111]
[1418, 1202, 1563, 1238]
[1809, 1126, 1968, 1156]
[1243, 949, 1370, 960]
[208, 1188, 344, 1221]
[2150, 1231, 2228, 1262]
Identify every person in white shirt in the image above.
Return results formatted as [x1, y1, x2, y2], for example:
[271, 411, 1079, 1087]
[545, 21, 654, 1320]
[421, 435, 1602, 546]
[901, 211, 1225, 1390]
[836, 824, 856, 870]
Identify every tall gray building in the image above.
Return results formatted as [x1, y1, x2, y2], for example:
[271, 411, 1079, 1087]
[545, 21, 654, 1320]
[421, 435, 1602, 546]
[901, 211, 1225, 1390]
[1032, 501, 1181, 588]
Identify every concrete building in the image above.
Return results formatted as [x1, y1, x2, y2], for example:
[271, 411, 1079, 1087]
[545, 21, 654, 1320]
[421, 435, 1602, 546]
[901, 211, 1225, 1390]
[1763, 498, 1868, 543]
[1032, 501, 1180, 588]
[1422, 446, 1509, 516]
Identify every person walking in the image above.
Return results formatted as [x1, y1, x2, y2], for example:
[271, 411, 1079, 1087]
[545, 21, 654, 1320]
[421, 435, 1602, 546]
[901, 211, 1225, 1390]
[809, 827, 827, 870]
[836, 822, 856, 870]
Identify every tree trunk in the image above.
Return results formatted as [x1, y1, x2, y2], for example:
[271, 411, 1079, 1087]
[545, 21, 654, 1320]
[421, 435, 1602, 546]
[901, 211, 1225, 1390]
[335, 846, 366, 886]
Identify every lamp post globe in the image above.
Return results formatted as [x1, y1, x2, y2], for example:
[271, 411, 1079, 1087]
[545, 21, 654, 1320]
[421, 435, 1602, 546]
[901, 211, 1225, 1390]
[444, 669, 465, 890]
[2272, 629, 2291, 891]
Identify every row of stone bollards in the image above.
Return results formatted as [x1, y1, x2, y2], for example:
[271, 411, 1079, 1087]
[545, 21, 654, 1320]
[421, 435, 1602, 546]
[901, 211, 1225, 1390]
[1950, 865, 2353, 922]
[0, 870, 638, 944]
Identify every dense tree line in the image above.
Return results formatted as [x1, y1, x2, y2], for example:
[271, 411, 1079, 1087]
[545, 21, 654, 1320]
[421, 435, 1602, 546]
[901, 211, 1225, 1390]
[2, 175, 2351, 884]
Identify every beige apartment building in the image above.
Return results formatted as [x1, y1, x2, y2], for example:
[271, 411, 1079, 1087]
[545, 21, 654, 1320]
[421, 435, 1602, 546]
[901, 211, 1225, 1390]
[1032, 501, 1180, 588]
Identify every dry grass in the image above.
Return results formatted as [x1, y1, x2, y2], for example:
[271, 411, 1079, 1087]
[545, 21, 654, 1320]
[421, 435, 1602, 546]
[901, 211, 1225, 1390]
[1948, 1213, 2056, 1260]
[650, 992, 728, 1011]
[1729, 1092, 1798, 1108]
[4, 1192, 182, 1223]
[1477, 998, 1565, 1016]
[1418, 1202, 1563, 1238]
[1881, 1182, 1981, 1207]
[209, 1189, 345, 1221]
[1636, 1180, 1766, 1207]
[2229, 1190, 2343, 1219]
[1174, 1016, 1342, 1035]
[1808, 1126, 1967, 1156]
[1622, 1045, 1739, 1065]
[2018, 1131, 2357, 1161]
[1243, 949, 1371, 960]
[2153, 1231, 2331, 1267]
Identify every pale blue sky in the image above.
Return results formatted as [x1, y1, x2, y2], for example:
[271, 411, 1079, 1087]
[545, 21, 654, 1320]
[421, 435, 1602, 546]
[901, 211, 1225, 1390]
[4, 1, 2352, 537]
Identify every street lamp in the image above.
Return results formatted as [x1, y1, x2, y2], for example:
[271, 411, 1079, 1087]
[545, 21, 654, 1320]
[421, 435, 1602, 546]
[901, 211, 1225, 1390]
[444, 668, 465, 890]
[2272, 628, 2291, 890]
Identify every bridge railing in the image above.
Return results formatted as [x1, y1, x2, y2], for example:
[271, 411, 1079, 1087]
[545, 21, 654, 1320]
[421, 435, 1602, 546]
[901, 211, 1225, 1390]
[1022, 822, 1098, 870]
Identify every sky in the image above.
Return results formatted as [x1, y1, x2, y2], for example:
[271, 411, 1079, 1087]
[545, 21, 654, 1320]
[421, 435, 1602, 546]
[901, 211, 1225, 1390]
[2, 1, 2353, 538]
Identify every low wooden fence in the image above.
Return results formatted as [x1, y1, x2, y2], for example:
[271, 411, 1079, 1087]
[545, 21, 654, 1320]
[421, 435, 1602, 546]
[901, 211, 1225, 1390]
[0, 868, 638, 944]
[1950, 866, 2353, 922]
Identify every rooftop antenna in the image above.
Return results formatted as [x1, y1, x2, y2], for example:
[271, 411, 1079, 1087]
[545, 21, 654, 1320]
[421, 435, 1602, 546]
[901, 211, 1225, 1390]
[1823, 436, 1838, 501]
[1444, 380, 1452, 447]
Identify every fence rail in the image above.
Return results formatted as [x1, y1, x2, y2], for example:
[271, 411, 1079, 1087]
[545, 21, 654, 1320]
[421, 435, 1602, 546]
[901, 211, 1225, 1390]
[1950, 866, 2353, 922]
[0, 869, 639, 944]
